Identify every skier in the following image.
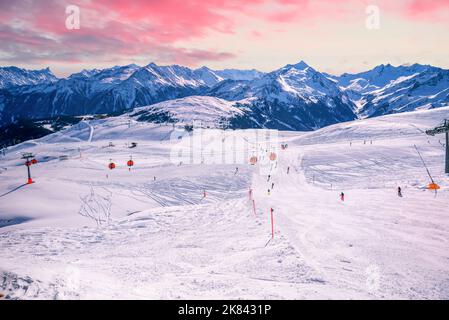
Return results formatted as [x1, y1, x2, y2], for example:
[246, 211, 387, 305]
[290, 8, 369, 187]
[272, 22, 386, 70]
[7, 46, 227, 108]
[268, 189, 271, 196]
[340, 192, 345, 201]
[203, 190, 207, 198]
[267, 174, 271, 182]
[154, 176, 156, 181]
[287, 166, 290, 174]
[235, 167, 239, 174]
[397, 186, 403, 197]
[271, 182, 274, 189]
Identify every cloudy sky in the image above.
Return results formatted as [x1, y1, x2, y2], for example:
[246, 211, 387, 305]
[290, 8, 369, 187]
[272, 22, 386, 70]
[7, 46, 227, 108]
[1, 0, 448, 77]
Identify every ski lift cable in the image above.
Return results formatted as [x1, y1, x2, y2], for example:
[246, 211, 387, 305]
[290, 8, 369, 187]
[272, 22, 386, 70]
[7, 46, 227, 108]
[413, 144, 435, 184]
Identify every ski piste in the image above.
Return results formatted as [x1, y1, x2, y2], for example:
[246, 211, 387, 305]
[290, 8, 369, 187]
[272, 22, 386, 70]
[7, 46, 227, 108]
[0, 106, 448, 299]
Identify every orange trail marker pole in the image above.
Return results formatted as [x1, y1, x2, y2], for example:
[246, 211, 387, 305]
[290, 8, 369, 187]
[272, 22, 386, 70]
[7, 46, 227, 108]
[270, 208, 274, 239]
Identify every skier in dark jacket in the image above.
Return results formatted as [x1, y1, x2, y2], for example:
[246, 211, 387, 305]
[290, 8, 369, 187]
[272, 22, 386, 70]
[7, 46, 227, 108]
[340, 192, 345, 201]
[397, 186, 402, 197]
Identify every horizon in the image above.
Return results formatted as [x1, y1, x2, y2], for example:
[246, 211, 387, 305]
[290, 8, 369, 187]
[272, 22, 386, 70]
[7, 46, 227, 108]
[2, 60, 447, 79]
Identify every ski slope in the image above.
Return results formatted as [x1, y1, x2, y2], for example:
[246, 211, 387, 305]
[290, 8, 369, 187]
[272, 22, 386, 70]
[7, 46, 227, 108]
[0, 107, 448, 299]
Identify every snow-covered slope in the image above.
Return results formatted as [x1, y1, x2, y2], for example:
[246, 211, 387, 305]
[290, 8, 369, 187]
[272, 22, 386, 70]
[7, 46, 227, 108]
[330, 64, 449, 117]
[209, 61, 357, 130]
[213, 68, 264, 81]
[0, 63, 265, 126]
[128, 96, 246, 128]
[1, 107, 448, 299]
[331, 64, 434, 93]
[0, 66, 58, 89]
[297, 105, 449, 144]
[0, 63, 213, 124]
[1, 61, 448, 131]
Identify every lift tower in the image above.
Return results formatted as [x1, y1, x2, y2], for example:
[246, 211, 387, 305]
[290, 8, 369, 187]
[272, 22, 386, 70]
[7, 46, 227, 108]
[426, 119, 449, 174]
[21, 152, 36, 184]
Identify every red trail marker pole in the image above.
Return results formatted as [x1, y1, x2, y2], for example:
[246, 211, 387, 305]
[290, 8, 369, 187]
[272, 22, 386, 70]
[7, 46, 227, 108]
[270, 208, 274, 239]
[21, 153, 35, 184]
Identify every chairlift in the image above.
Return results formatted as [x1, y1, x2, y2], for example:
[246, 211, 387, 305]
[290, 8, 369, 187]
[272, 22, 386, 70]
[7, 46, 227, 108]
[250, 156, 258, 165]
[108, 159, 116, 170]
[127, 156, 134, 167]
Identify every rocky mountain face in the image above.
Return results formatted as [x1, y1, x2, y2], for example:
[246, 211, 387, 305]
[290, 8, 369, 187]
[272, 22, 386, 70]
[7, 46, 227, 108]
[1, 61, 448, 132]
[328, 63, 449, 117]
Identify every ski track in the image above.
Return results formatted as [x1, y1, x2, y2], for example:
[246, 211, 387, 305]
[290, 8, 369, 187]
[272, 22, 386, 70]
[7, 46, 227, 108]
[1, 109, 449, 299]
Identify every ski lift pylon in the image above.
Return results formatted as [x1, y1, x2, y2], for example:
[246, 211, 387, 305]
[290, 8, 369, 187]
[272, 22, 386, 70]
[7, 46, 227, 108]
[414, 145, 440, 194]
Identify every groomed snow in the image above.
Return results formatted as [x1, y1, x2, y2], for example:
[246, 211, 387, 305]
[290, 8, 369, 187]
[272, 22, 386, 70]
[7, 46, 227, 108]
[0, 107, 448, 299]
[129, 96, 245, 127]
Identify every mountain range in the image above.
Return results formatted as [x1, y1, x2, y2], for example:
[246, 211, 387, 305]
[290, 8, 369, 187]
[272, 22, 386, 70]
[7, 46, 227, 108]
[0, 61, 448, 134]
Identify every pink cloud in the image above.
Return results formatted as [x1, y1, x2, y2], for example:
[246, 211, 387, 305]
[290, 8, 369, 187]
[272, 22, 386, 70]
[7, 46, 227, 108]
[405, 0, 449, 19]
[0, 0, 252, 66]
[0, 0, 448, 72]
[250, 30, 263, 39]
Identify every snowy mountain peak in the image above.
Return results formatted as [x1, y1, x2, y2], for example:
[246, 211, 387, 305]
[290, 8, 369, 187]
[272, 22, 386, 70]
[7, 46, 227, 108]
[195, 66, 213, 72]
[0, 66, 58, 89]
[288, 60, 310, 70]
[1, 61, 448, 131]
[69, 68, 101, 79]
[330, 63, 449, 118]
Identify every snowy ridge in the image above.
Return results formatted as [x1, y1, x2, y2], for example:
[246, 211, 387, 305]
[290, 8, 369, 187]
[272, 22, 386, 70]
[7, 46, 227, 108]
[330, 63, 449, 118]
[208, 61, 357, 130]
[212, 68, 264, 81]
[0, 66, 57, 89]
[129, 96, 245, 128]
[1, 61, 449, 130]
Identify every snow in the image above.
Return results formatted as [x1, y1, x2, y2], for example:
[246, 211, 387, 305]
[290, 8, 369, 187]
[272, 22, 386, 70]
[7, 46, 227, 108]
[0, 66, 58, 89]
[1, 107, 449, 299]
[332, 64, 449, 118]
[212, 69, 264, 81]
[129, 96, 245, 128]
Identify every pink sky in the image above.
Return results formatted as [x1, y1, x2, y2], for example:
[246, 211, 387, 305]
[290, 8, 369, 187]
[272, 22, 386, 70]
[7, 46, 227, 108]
[1, 0, 448, 77]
